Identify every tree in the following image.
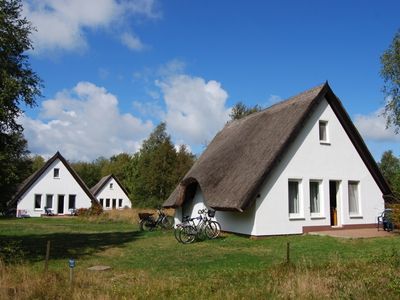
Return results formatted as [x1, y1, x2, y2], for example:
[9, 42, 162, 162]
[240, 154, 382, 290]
[379, 150, 400, 199]
[380, 30, 400, 133]
[128, 122, 196, 208]
[229, 102, 262, 121]
[0, 0, 42, 211]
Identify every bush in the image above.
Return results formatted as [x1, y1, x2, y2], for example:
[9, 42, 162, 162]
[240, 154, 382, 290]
[0, 240, 24, 264]
[75, 202, 103, 217]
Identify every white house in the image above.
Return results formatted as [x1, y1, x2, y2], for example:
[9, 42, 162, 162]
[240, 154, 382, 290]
[90, 174, 132, 210]
[163, 83, 393, 236]
[10, 152, 97, 217]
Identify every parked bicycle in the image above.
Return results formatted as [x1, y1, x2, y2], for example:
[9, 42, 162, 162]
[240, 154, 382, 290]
[139, 208, 174, 231]
[175, 209, 221, 244]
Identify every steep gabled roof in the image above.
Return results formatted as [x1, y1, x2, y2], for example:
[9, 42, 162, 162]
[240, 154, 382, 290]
[163, 82, 393, 211]
[90, 174, 130, 198]
[9, 151, 98, 207]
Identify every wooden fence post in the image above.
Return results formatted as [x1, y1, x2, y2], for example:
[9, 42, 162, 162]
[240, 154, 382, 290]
[286, 242, 290, 264]
[44, 240, 51, 272]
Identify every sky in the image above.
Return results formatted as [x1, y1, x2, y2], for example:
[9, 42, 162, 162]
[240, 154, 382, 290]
[19, 0, 400, 162]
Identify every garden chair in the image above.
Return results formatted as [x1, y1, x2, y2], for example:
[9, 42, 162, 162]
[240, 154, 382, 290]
[377, 209, 393, 232]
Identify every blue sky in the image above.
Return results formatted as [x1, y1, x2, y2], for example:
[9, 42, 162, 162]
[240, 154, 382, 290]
[20, 0, 400, 161]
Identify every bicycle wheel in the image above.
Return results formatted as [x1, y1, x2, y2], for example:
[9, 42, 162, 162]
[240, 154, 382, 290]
[140, 219, 154, 231]
[161, 215, 174, 230]
[208, 221, 221, 239]
[178, 225, 196, 244]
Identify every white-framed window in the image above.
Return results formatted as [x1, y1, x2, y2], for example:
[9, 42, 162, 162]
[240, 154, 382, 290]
[46, 194, 53, 209]
[53, 168, 60, 178]
[118, 199, 123, 207]
[288, 179, 302, 217]
[68, 195, 76, 209]
[34, 194, 42, 209]
[319, 120, 329, 143]
[109, 183, 113, 189]
[99, 198, 104, 207]
[106, 198, 110, 208]
[348, 181, 360, 216]
[309, 180, 322, 216]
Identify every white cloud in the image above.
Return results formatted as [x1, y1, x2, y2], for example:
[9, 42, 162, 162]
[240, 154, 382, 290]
[20, 82, 153, 161]
[267, 94, 282, 106]
[23, 0, 159, 53]
[354, 108, 400, 142]
[157, 75, 231, 146]
[120, 32, 146, 51]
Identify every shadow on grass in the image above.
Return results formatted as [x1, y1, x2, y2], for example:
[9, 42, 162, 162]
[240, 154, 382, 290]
[0, 230, 143, 262]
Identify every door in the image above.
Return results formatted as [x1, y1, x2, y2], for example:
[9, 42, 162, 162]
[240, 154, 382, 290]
[57, 195, 64, 214]
[329, 181, 339, 226]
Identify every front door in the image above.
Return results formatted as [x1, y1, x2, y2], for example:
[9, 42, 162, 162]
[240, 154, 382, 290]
[329, 181, 339, 226]
[57, 195, 64, 214]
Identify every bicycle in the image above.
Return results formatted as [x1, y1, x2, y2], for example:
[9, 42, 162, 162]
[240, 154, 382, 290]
[174, 209, 221, 243]
[139, 208, 174, 231]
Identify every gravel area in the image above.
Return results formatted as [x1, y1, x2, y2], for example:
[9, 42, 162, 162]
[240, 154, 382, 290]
[308, 228, 396, 238]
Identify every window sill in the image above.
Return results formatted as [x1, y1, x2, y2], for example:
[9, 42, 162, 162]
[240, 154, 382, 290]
[289, 216, 305, 220]
[349, 215, 363, 219]
[310, 215, 325, 220]
[34, 208, 42, 211]
[320, 141, 331, 145]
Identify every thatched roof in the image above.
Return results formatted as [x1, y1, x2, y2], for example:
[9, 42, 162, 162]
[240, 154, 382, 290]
[163, 82, 393, 211]
[90, 174, 130, 198]
[8, 152, 98, 207]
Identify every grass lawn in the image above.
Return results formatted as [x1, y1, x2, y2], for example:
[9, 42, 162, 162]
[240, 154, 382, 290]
[1, 214, 400, 299]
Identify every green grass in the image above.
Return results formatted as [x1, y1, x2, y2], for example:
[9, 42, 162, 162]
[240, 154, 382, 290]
[1, 216, 400, 299]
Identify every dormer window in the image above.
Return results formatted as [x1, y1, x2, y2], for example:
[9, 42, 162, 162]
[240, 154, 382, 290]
[319, 120, 329, 143]
[110, 183, 113, 189]
[54, 168, 60, 178]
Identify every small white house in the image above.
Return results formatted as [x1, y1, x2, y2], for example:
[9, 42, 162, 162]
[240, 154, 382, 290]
[90, 174, 132, 210]
[11, 152, 97, 217]
[163, 83, 393, 236]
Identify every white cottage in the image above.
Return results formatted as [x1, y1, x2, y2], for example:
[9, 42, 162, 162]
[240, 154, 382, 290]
[10, 152, 97, 217]
[163, 83, 393, 236]
[90, 174, 132, 210]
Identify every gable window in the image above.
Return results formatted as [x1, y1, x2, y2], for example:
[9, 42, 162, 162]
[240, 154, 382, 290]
[319, 120, 329, 143]
[118, 199, 123, 207]
[68, 195, 76, 209]
[99, 198, 104, 207]
[348, 181, 360, 216]
[34, 194, 42, 209]
[46, 194, 53, 209]
[288, 180, 302, 217]
[309, 181, 321, 215]
[109, 183, 113, 189]
[106, 198, 110, 208]
[53, 168, 60, 178]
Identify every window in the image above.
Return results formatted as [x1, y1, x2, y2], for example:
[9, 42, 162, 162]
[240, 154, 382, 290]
[34, 194, 42, 209]
[46, 194, 53, 209]
[118, 199, 123, 207]
[99, 198, 104, 207]
[106, 198, 110, 208]
[348, 181, 360, 215]
[288, 180, 301, 215]
[53, 168, 60, 178]
[68, 195, 76, 209]
[319, 121, 328, 143]
[112, 199, 116, 209]
[109, 183, 113, 189]
[309, 181, 321, 215]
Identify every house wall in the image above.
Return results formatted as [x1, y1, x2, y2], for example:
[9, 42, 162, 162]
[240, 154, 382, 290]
[96, 178, 132, 209]
[16, 159, 92, 217]
[253, 98, 384, 235]
[176, 186, 256, 235]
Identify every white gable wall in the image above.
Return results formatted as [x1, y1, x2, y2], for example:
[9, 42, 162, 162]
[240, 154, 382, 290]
[253, 98, 384, 235]
[96, 177, 132, 209]
[16, 159, 92, 217]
